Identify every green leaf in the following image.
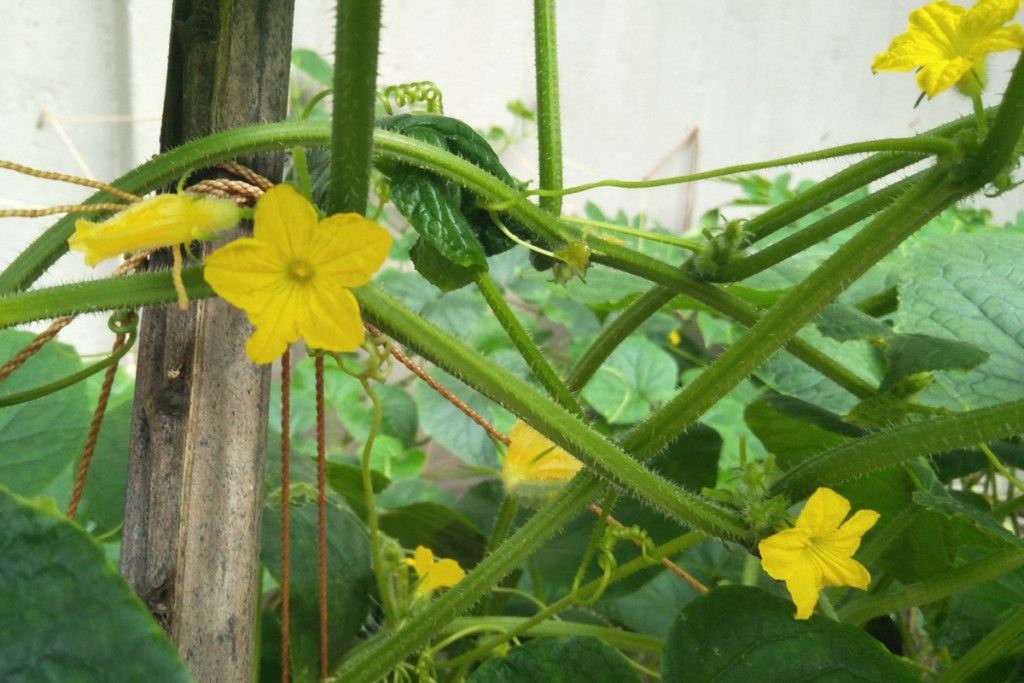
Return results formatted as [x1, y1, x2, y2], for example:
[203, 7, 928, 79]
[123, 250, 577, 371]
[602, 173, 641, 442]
[935, 547, 1024, 663]
[0, 331, 91, 495]
[368, 435, 425, 479]
[409, 237, 482, 291]
[815, 303, 891, 341]
[662, 586, 916, 682]
[291, 48, 333, 87]
[913, 490, 1024, 550]
[756, 325, 883, 414]
[375, 477, 454, 508]
[897, 233, 1024, 407]
[379, 114, 531, 262]
[880, 333, 990, 392]
[469, 635, 640, 683]
[390, 165, 488, 269]
[261, 495, 372, 677]
[378, 501, 487, 570]
[415, 369, 509, 469]
[581, 337, 677, 425]
[745, 396, 858, 470]
[0, 485, 191, 682]
[323, 459, 388, 518]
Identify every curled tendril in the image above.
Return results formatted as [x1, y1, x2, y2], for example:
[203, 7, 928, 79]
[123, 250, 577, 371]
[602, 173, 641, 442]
[378, 81, 445, 115]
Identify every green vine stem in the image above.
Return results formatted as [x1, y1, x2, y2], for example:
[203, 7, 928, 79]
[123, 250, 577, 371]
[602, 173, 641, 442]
[566, 286, 675, 392]
[473, 270, 579, 413]
[937, 602, 1024, 683]
[357, 283, 748, 540]
[357, 374, 399, 625]
[528, 138, 952, 201]
[440, 616, 663, 657]
[614, 50, 1024, 464]
[737, 154, 919, 247]
[0, 314, 137, 406]
[838, 548, 1024, 626]
[335, 507, 700, 682]
[0, 267, 213, 327]
[705, 172, 920, 282]
[533, 0, 563, 217]
[334, 473, 603, 682]
[620, 159, 998, 464]
[329, 0, 382, 216]
[770, 398, 1024, 500]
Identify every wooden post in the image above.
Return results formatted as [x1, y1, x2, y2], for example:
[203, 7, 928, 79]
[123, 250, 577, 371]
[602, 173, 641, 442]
[119, 1, 295, 680]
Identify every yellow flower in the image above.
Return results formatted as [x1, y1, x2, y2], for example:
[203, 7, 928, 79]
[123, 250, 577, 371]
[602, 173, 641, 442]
[69, 193, 241, 266]
[404, 546, 465, 595]
[203, 184, 392, 364]
[758, 487, 880, 620]
[501, 420, 584, 504]
[872, 0, 1024, 98]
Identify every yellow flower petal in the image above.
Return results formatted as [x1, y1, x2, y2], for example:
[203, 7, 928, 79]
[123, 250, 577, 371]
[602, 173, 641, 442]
[203, 184, 392, 365]
[758, 487, 879, 620]
[872, 0, 1024, 97]
[405, 545, 465, 595]
[69, 193, 240, 266]
[501, 420, 584, 504]
[252, 182, 319, 259]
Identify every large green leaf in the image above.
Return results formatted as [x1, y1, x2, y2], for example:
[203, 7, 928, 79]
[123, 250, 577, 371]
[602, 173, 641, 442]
[377, 501, 487, 570]
[581, 337, 677, 425]
[0, 331, 91, 495]
[879, 333, 989, 392]
[756, 325, 883, 415]
[415, 369, 510, 469]
[745, 395, 861, 470]
[897, 233, 1024, 407]
[662, 586, 916, 682]
[261, 495, 372, 680]
[469, 635, 640, 683]
[0, 486, 191, 682]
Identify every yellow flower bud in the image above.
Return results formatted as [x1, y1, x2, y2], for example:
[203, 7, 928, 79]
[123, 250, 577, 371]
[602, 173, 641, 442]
[69, 193, 241, 266]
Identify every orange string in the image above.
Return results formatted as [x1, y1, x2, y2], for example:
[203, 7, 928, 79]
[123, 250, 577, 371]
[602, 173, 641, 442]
[280, 348, 291, 683]
[315, 354, 328, 679]
[66, 330, 127, 519]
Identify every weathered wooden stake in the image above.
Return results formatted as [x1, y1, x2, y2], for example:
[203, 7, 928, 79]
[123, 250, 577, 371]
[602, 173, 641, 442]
[120, 2, 295, 680]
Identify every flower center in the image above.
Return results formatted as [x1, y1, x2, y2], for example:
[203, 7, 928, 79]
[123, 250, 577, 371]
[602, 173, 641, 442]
[287, 259, 315, 283]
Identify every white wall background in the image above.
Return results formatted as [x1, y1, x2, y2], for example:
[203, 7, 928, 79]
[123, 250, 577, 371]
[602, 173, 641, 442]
[2, 1, 1022, 354]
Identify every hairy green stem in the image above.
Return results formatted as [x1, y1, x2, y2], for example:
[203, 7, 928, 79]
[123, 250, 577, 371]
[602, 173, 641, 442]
[329, 0, 382, 215]
[708, 173, 920, 282]
[333, 473, 602, 682]
[357, 283, 747, 539]
[474, 271, 579, 413]
[0, 267, 213, 327]
[416, 529, 701, 674]
[533, 0, 563, 216]
[567, 286, 675, 392]
[938, 603, 1024, 682]
[838, 548, 1024, 626]
[442, 616, 663, 655]
[771, 398, 1024, 499]
[622, 170, 959, 461]
[739, 154, 918, 246]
